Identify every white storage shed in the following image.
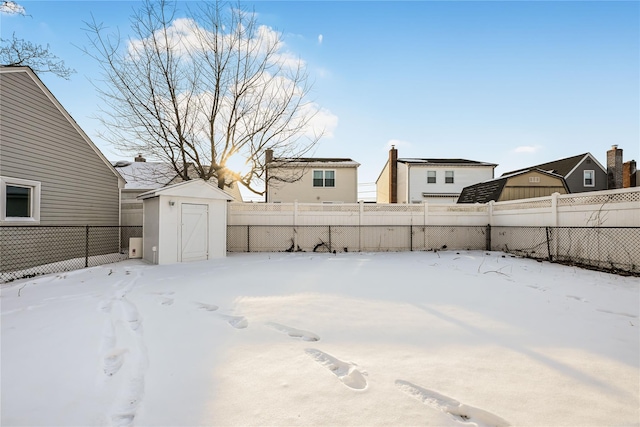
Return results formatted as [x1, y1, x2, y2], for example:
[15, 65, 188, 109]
[138, 180, 232, 264]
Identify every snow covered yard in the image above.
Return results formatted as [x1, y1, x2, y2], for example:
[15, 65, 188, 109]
[1, 251, 638, 427]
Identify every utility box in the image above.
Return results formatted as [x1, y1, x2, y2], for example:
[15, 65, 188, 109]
[129, 237, 143, 259]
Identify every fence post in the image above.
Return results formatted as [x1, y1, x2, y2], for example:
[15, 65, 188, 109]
[423, 201, 428, 226]
[551, 192, 559, 227]
[488, 200, 494, 226]
[328, 226, 332, 252]
[359, 201, 364, 252]
[85, 225, 89, 267]
[485, 224, 491, 251]
[293, 200, 298, 250]
[546, 227, 553, 261]
[247, 225, 250, 252]
[410, 225, 413, 251]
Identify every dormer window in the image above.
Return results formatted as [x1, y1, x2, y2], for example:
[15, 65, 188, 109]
[584, 170, 595, 187]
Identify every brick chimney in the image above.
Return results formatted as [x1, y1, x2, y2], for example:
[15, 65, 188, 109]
[389, 146, 398, 203]
[623, 160, 637, 188]
[134, 154, 146, 162]
[607, 145, 622, 189]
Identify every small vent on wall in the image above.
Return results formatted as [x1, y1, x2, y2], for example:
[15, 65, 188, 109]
[529, 176, 541, 183]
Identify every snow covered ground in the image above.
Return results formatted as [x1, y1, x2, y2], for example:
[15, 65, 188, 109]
[1, 251, 638, 426]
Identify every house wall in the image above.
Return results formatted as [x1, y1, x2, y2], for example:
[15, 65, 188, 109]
[397, 163, 409, 203]
[0, 70, 121, 225]
[498, 171, 567, 201]
[565, 156, 607, 193]
[376, 161, 390, 203]
[268, 166, 358, 203]
[407, 165, 494, 203]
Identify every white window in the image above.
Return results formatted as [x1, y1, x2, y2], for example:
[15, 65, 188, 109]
[313, 170, 335, 188]
[584, 170, 595, 187]
[529, 176, 540, 183]
[427, 171, 436, 184]
[1, 177, 41, 224]
[445, 171, 454, 184]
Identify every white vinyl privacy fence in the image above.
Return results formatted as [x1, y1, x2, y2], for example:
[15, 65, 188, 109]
[229, 188, 639, 228]
[227, 188, 640, 274]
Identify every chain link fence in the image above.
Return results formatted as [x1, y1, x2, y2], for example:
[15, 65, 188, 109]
[228, 225, 640, 275]
[2, 224, 637, 282]
[1, 226, 142, 283]
[227, 225, 489, 253]
[492, 226, 640, 275]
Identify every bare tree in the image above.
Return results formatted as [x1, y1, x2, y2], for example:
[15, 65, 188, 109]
[0, 2, 76, 79]
[82, 0, 323, 194]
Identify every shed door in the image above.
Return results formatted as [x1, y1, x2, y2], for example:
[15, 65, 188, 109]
[181, 203, 208, 262]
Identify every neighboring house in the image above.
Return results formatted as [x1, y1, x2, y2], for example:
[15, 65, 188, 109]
[265, 150, 360, 203]
[113, 155, 242, 226]
[376, 147, 497, 204]
[0, 66, 125, 225]
[457, 168, 569, 204]
[501, 152, 607, 194]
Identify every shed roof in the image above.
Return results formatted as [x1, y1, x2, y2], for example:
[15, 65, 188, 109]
[137, 179, 233, 201]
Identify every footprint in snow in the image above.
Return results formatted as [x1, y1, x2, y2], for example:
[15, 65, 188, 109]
[194, 302, 219, 312]
[103, 348, 127, 377]
[194, 302, 247, 328]
[566, 295, 588, 303]
[266, 322, 320, 342]
[149, 291, 175, 306]
[395, 379, 510, 426]
[120, 299, 141, 332]
[305, 348, 367, 390]
[219, 314, 249, 329]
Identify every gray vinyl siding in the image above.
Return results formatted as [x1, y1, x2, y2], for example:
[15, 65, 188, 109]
[564, 157, 608, 193]
[0, 71, 120, 225]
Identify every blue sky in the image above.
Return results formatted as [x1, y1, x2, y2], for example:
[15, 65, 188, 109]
[2, 1, 638, 200]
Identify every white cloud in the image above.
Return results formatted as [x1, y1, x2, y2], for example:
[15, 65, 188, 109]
[0, 1, 26, 15]
[305, 105, 338, 139]
[514, 145, 543, 154]
[128, 20, 304, 70]
[318, 34, 323, 45]
[386, 139, 411, 149]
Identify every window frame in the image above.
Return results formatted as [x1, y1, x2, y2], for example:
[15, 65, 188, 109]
[312, 170, 336, 188]
[583, 170, 595, 187]
[1, 177, 41, 224]
[445, 170, 454, 184]
[427, 171, 436, 184]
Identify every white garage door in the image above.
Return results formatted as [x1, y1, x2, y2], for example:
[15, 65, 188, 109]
[181, 203, 208, 262]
